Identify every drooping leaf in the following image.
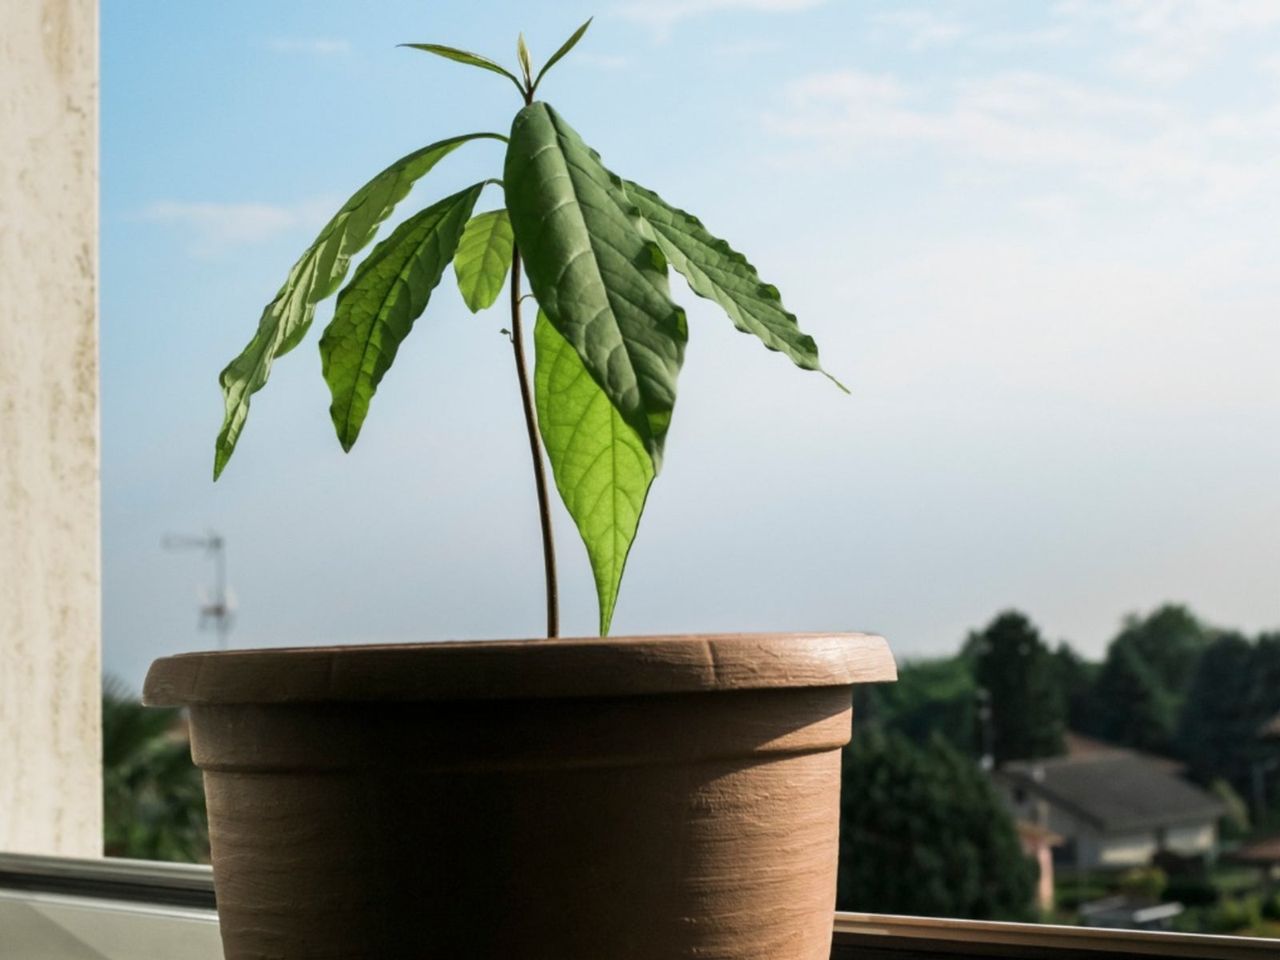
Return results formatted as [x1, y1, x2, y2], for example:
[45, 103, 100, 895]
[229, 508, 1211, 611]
[401, 43, 524, 94]
[320, 183, 484, 451]
[213, 132, 502, 479]
[533, 18, 592, 91]
[504, 102, 687, 469]
[623, 178, 847, 392]
[453, 209, 514, 312]
[534, 310, 653, 635]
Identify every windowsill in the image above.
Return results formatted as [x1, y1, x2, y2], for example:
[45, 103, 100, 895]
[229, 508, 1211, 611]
[3, 854, 1277, 959]
[833, 911, 1279, 959]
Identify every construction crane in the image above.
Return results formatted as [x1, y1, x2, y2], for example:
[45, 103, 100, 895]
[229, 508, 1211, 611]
[162, 530, 233, 650]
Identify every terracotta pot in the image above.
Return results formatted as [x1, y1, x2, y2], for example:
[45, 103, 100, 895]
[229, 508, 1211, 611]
[145, 632, 895, 960]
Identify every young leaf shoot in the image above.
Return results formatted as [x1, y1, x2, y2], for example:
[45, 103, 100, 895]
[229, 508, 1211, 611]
[213, 18, 841, 636]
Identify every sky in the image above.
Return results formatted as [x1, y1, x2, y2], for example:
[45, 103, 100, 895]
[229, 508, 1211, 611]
[102, 0, 1280, 690]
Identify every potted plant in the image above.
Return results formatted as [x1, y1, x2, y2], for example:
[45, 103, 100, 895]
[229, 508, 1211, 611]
[145, 20, 895, 960]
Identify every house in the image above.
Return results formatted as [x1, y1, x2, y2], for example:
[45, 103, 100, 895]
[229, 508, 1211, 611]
[1014, 820, 1063, 912]
[1228, 834, 1280, 890]
[994, 736, 1225, 871]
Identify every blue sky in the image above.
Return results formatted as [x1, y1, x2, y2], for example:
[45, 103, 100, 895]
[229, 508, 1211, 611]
[103, 1, 1280, 688]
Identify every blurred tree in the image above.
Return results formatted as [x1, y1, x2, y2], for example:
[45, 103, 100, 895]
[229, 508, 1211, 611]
[837, 730, 1035, 920]
[1051, 641, 1099, 734]
[971, 611, 1065, 764]
[1210, 779, 1252, 842]
[860, 657, 979, 756]
[103, 678, 209, 862]
[1177, 633, 1257, 787]
[1109, 605, 1209, 699]
[1091, 640, 1177, 754]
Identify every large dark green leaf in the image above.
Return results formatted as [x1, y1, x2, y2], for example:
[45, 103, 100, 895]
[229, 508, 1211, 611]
[534, 310, 653, 635]
[320, 183, 484, 451]
[623, 178, 847, 391]
[401, 43, 524, 94]
[453, 209, 514, 312]
[213, 132, 502, 478]
[504, 102, 686, 469]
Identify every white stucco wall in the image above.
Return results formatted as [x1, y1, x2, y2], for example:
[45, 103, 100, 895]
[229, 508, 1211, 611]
[1094, 830, 1158, 868]
[0, 0, 102, 856]
[1165, 822, 1216, 856]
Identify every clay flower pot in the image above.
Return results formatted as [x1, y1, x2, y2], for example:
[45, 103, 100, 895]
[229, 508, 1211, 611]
[145, 632, 894, 960]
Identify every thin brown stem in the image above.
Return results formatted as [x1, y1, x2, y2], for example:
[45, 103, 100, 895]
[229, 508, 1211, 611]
[509, 246, 559, 637]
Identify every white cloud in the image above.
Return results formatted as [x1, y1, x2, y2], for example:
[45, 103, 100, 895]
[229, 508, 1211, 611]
[1053, 0, 1280, 81]
[1018, 193, 1080, 227]
[139, 198, 335, 255]
[615, 0, 825, 34]
[266, 37, 351, 56]
[873, 2, 1280, 78]
[768, 68, 1278, 209]
[874, 10, 968, 50]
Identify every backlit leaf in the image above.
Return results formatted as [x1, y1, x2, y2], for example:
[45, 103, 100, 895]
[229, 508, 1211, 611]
[453, 209, 514, 312]
[213, 132, 502, 478]
[534, 310, 654, 635]
[624, 178, 847, 391]
[516, 33, 533, 87]
[401, 43, 524, 94]
[504, 102, 687, 469]
[320, 183, 484, 451]
[533, 18, 592, 91]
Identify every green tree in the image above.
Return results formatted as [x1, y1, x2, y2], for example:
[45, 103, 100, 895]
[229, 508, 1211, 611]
[1249, 633, 1280, 739]
[1051, 641, 1099, 733]
[838, 731, 1035, 920]
[971, 611, 1065, 764]
[864, 657, 979, 756]
[1091, 640, 1177, 754]
[103, 679, 208, 862]
[1110, 605, 1209, 698]
[1177, 633, 1256, 786]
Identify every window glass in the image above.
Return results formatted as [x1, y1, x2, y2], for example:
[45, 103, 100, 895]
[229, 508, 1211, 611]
[93, 2, 1280, 944]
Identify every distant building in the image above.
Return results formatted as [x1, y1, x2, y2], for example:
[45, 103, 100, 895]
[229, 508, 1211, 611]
[1228, 835, 1280, 890]
[994, 735, 1225, 871]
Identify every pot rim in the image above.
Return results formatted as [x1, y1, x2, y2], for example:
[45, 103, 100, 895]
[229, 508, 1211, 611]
[143, 632, 895, 706]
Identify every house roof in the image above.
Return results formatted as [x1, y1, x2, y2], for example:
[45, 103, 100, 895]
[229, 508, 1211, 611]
[1001, 748, 1225, 834]
[1062, 732, 1184, 773]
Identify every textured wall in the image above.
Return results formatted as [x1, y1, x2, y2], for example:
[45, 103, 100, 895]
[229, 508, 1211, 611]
[0, 0, 102, 855]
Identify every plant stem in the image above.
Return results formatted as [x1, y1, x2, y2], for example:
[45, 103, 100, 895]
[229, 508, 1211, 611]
[509, 246, 559, 638]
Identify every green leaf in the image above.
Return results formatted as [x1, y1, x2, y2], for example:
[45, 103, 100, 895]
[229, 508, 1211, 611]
[454, 209, 514, 313]
[622, 179, 848, 392]
[534, 310, 654, 635]
[516, 33, 533, 87]
[401, 43, 524, 94]
[213, 132, 502, 479]
[505, 102, 687, 470]
[533, 18, 593, 91]
[320, 183, 484, 451]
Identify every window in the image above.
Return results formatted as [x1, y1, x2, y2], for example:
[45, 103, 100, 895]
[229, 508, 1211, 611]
[6, 2, 1279, 956]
